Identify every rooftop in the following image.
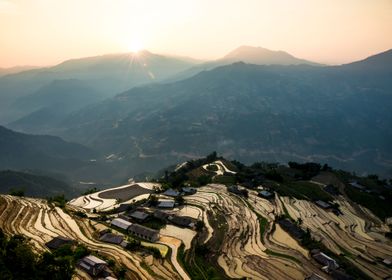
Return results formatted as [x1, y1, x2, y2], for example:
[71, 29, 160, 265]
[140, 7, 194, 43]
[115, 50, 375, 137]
[158, 200, 175, 208]
[99, 233, 124, 244]
[129, 210, 149, 221]
[111, 218, 132, 230]
[163, 189, 181, 197]
[83, 255, 107, 266]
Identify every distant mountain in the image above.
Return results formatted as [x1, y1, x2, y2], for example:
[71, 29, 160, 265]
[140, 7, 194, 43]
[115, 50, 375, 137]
[168, 45, 322, 82]
[0, 125, 94, 174]
[0, 170, 73, 198]
[222, 45, 321, 65]
[0, 51, 196, 123]
[0, 66, 39, 77]
[57, 49, 392, 177]
[9, 79, 105, 134]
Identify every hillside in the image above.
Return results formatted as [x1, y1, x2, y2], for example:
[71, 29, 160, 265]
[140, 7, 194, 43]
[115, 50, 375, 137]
[0, 170, 72, 198]
[9, 79, 105, 134]
[0, 125, 94, 176]
[56, 49, 392, 177]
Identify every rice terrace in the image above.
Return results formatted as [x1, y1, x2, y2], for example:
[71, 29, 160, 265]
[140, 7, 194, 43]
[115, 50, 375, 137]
[0, 154, 391, 279]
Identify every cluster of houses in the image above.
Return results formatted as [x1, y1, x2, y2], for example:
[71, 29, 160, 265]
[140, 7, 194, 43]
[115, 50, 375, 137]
[45, 236, 117, 279]
[110, 217, 160, 242]
[277, 219, 352, 279]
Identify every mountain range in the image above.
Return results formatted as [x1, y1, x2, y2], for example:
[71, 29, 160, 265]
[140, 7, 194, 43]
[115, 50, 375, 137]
[1, 46, 392, 183]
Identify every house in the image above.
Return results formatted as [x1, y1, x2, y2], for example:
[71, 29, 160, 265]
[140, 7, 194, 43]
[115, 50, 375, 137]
[278, 219, 305, 240]
[111, 218, 132, 230]
[315, 200, 332, 209]
[99, 233, 124, 245]
[157, 200, 175, 209]
[128, 210, 150, 222]
[168, 215, 195, 228]
[99, 229, 111, 237]
[78, 255, 108, 276]
[182, 187, 197, 195]
[312, 251, 339, 272]
[258, 190, 274, 199]
[227, 185, 248, 196]
[128, 224, 159, 242]
[349, 181, 366, 190]
[163, 189, 180, 197]
[45, 236, 75, 250]
[154, 210, 171, 221]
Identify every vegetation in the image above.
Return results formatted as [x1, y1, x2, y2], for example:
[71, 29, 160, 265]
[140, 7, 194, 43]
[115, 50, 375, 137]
[0, 229, 82, 280]
[345, 185, 392, 220]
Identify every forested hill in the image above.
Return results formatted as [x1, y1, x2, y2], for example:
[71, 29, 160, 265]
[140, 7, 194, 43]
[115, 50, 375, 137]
[0, 170, 72, 198]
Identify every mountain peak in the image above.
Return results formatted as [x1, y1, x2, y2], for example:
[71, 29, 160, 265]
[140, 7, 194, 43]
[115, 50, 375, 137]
[221, 45, 320, 66]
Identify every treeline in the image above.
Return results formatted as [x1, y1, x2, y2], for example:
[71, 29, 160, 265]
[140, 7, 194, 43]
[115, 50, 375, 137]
[0, 229, 78, 280]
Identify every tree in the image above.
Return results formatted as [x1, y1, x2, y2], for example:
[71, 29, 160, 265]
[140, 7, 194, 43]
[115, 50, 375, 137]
[149, 194, 158, 206]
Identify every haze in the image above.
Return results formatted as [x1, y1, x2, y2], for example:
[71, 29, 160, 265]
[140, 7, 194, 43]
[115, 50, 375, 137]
[1, 0, 391, 67]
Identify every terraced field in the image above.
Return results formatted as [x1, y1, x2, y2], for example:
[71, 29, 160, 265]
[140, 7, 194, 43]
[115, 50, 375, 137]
[69, 182, 158, 212]
[0, 195, 180, 280]
[1, 178, 391, 279]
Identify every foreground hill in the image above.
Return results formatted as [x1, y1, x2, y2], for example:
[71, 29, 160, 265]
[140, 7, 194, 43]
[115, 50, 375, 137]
[0, 51, 196, 123]
[58, 49, 392, 177]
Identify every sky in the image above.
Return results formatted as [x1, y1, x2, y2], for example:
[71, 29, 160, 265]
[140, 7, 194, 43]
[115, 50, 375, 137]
[0, 0, 391, 67]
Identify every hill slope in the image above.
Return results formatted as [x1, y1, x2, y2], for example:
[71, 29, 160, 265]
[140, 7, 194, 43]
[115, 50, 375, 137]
[0, 125, 94, 174]
[59, 50, 392, 176]
[0, 170, 72, 198]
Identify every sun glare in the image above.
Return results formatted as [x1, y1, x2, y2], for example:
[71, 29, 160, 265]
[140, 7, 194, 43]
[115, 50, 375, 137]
[128, 39, 144, 53]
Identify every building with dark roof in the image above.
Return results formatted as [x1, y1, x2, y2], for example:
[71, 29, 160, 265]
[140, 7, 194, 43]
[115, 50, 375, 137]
[111, 218, 132, 230]
[157, 200, 175, 209]
[99, 233, 124, 245]
[129, 210, 150, 222]
[45, 236, 75, 250]
[182, 187, 197, 195]
[312, 251, 339, 272]
[258, 190, 274, 199]
[315, 200, 332, 209]
[78, 255, 108, 276]
[128, 224, 159, 242]
[168, 215, 195, 228]
[278, 219, 305, 240]
[349, 181, 366, 190]
[153, 210, 171, 221]
[163, 189, 180, 197]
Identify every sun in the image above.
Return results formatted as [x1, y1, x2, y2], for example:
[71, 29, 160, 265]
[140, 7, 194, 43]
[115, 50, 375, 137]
[128, 38, 144, 53]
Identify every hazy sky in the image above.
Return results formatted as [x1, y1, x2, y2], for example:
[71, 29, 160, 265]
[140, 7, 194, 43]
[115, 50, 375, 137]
[1, 0, 391, 67]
